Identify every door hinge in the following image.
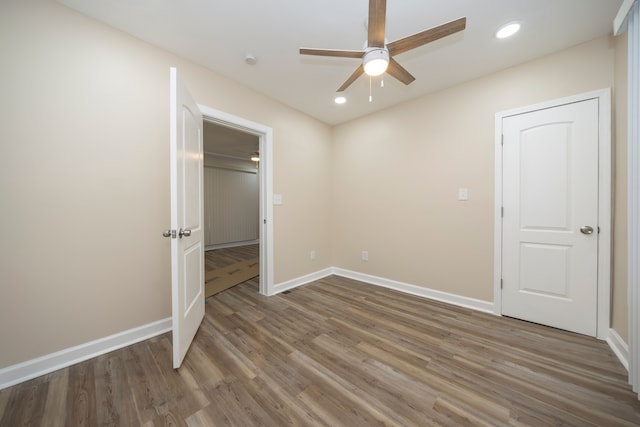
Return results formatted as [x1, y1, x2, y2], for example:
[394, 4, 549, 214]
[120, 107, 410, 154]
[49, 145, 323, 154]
[501, 134, 504, 146]
[500, 278, 503, 289]
[263, 219, 267, 224]
[501, 207, 504, 217]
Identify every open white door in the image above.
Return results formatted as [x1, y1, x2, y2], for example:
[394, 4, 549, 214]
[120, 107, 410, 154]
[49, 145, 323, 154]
[168, 67, 204, 368]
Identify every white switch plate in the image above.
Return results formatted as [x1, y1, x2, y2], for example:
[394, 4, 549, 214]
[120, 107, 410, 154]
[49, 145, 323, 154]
[273, 194, 283, 205]
[458, 188, 468, 201]
[362, 251, 369, 261]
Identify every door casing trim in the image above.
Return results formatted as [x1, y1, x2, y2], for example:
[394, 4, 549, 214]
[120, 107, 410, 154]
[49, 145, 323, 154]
[493, 88, 612, 339]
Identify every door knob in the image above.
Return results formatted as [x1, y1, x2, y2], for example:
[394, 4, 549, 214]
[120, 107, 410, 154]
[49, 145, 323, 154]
[162, 229, 175, 238]
[580, 226, 594, 235]
[179, 228, 192, 238]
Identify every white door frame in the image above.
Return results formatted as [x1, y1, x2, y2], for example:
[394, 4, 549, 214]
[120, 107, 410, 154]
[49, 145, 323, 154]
[493, 88, 612, 339]
[198, 104, 274, 296]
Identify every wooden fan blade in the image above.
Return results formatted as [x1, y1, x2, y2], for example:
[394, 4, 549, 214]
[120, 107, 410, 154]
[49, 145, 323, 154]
[299, 48, 364, 58]
[368, 0, 386, 47]
[337, 65, 365, 92]
[386, 58, 415, 85]
[387, 17, 466, 56]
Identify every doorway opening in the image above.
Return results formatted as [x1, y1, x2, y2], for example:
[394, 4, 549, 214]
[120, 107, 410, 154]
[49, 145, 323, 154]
[199, 104, 274, 296]
[203, 121, 259, 296]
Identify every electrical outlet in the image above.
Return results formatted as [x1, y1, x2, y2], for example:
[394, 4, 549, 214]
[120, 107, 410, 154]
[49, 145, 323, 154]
[310, 250, 316, 261]
[458, 188, 468, 201]
[362, 251, 369, 261]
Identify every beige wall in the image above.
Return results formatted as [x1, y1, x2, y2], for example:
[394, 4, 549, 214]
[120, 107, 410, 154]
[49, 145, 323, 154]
[332, 36, 619, 303]
[0, 0, 333, 368]
[0, 0, 630, 371]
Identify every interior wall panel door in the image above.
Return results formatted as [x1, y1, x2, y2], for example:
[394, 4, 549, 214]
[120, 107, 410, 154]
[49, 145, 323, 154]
[501, 99, 599, 336]
[169, 68, 204, 368]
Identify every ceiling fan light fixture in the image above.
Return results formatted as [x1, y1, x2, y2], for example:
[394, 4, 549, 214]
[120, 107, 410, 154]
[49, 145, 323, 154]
[363, 48, 389, 76]
[299, 1, 467, 92]
[496, 22, 521, 39]
[334, 96, 347, 104]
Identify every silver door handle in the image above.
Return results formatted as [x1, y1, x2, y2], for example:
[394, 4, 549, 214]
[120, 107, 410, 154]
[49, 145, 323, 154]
[162, 229, 175, 238]
[580, 226, 594, 235]
[179, 228, 192, 238]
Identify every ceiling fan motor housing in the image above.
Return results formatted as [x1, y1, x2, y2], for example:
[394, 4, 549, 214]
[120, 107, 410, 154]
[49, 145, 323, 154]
[363, 47, 390, 76]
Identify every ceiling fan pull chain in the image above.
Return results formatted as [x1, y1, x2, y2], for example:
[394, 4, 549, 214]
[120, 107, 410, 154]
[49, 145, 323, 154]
[381, 75, 384, 88]
[369, 75, 373, 102]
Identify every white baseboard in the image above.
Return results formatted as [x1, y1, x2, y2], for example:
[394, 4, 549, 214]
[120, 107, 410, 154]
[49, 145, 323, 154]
[0, 267, 498, 390]
[332, 268, 495, 314]
[273, 266, 494, 314]
[205, 240, 259, 251]
[0, 317, 171, 390]
[270, 267, 333, 295]
[607, 328, 629, 371]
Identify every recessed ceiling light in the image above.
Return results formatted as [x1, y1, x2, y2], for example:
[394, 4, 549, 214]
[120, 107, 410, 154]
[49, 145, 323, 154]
[334, 96, 347, 105]
[496, 22, 521, 39]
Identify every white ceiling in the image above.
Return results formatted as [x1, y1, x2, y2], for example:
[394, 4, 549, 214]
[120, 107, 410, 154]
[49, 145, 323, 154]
[57, 0, 622, 126]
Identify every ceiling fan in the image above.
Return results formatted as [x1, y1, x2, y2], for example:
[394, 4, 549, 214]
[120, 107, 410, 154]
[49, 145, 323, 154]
[299, 0, 466, 92]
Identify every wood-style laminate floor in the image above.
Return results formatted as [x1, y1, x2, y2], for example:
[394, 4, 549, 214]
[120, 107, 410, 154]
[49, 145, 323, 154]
[1, 275, 639, 426]
[205, 244, 259, 271]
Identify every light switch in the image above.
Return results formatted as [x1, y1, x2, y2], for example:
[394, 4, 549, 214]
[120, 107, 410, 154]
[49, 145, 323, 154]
[273, 194, 283, 205]
[458, 188, 468, 201]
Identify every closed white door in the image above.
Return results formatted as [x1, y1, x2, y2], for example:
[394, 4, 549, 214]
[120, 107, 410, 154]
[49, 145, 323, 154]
[501, 99, 598, 336]
[169, 67, 204, 368]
